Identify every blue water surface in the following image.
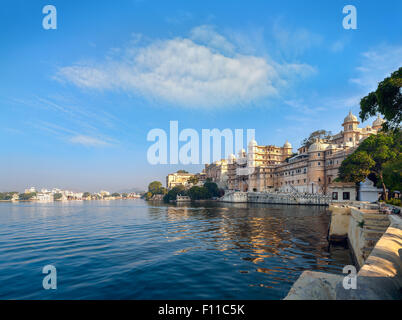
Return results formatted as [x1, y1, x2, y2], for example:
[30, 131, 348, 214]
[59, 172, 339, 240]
[0, 200, 352, 299]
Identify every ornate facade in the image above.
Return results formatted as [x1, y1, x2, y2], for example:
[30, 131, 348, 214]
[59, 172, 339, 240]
[166, 172, 196, 189]
[207, 112, 384, 195]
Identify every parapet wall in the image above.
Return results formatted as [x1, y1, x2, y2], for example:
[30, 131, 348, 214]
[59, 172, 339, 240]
[220, 191, 330, 206]
[336, 214, 402, 299]
[328, 203, 390, 268]
[285, 213, 402, 300]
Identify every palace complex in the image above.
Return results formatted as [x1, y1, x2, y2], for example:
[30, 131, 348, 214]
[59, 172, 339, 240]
[204, 111, 385, 195]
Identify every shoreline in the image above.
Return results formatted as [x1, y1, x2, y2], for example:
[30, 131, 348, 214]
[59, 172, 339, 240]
[0, 198, 142, 203]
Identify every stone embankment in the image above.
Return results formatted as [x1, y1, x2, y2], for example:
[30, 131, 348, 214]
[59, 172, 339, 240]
[220, 191, 330, 206]
[285, 204, 402, 300]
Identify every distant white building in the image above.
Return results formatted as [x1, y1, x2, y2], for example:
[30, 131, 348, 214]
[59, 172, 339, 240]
[100, 190, 110, 197]
[37, 193, 53, 202]
[24, 187, 36, 193]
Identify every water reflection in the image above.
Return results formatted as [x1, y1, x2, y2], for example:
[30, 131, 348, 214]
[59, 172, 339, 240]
[148, 202, 351, 286]
[0, 200, 351, 299]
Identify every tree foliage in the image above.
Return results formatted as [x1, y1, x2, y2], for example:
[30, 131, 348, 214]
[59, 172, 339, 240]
[203, 181, 220, 197]
[53, 193, 63, 200]
[382, 155, 402, 194]
[19, 192, 37, 200]
[187, 186, 211, 200]
[148, 181, 166, 195]
[338, 151, 375, 183]
[187, 176, 199, 185]
[0, 192, 18, 200]
[163, 185, 187, 202]
[360, 67, 402, 131]
[144, 192, 153, 200]
[301, 130, 332, 148]
[338, 132, 399, 199]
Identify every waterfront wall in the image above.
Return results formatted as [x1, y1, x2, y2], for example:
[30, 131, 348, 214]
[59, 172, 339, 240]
[328, 203, 390, 268]
[348, 208, 390, 268]
[220, 191, 248, 203]
[220, 191, 331, 206]
[336, 214, 402, 299]
[328, 204, 352, 241]
[285, 213, 402, 300]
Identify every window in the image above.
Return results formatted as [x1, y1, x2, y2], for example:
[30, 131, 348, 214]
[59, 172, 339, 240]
[349, 137, 352, 142]
[332, 192, 338, 200]
[318, 153, 320, 156]
[318, 162, 320, 166]
[343, 192, 350, 200]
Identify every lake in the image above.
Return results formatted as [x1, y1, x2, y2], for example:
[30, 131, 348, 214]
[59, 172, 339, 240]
[0, 200, 352, 299]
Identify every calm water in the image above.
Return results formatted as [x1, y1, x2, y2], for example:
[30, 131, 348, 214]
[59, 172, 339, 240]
[0, 200, 352, 299]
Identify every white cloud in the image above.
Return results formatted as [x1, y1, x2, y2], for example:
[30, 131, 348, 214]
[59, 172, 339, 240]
[190, 25, 235, 54]
[350, 45, 402, 91]
[57, 26, 316, 108]
[330, 38, 350, 53]
[30, 120, 116, 147]
[272, 22, 323, 58]
[69, 135, 111, 147]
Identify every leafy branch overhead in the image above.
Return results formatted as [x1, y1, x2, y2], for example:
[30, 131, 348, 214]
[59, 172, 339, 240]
[360, 67, 402, 131]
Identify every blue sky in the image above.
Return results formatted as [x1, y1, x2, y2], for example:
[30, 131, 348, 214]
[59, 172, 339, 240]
[1, 0, 401, 192]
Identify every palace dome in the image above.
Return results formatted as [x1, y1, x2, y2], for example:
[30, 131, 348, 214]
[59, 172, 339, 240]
[308, 140, 329, 152]
[283, 140, 292, 148]
[248, 139, 258, 147]
[344, 110, 358, 123]
[372, 115, 385, 127]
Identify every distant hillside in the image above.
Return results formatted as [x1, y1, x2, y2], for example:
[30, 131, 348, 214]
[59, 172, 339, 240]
[117, 187, 145, 194]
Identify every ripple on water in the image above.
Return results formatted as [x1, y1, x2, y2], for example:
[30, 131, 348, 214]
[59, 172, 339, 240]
[0, 200, 352, 299]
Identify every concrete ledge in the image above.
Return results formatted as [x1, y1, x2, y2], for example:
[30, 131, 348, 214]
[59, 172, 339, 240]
[284, 271, 342, 300]
[285, 214, 402, 300]
[339, 214, 402, 299]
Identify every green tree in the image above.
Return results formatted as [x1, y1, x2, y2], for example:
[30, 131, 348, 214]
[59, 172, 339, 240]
[301, 130, 332, 148]
[83, 192, 91, 198]
[188, 176, 199, 185]
[188, 186, 211, 200]
[148, 181, 166, 195]
[203, 181, 220, 197]
[338, 133, 398, 200]
[145, 192, 153, 200]
[360, 67, 402, 131]
[163, 185, 186, 202]
[19, 192, 37, 201]
[53, 193, 63, 200]
[338, 151, 375, 183]
[177, 170, 188, 173]
[111, 193, 121, 197]
[382, 156, 402, 194]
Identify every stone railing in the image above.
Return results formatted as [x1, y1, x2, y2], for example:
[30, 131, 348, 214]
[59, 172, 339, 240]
[285, 210, 402, 300]
[220, 191, 331, 205]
